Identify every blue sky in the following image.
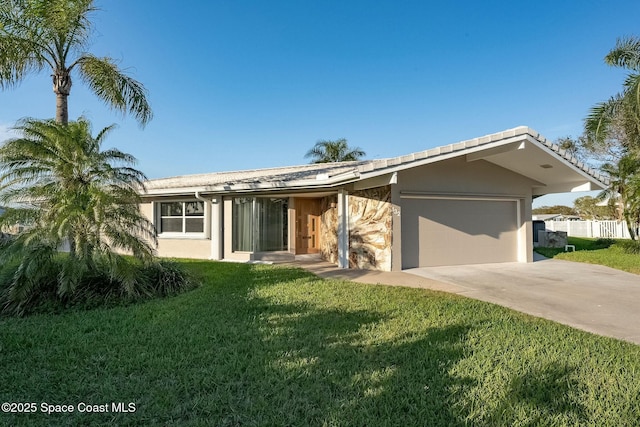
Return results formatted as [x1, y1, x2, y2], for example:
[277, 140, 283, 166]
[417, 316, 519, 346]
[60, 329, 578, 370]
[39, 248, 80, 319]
[1, 0, 639, 207]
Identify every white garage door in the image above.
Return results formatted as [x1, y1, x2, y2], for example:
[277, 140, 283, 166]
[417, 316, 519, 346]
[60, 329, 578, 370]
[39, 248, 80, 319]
[401, 197, 519, 268]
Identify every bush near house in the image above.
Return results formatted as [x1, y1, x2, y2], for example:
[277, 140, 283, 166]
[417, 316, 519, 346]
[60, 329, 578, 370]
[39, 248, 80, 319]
[0, 118, 193, 316]
[0, 249, 196, 316]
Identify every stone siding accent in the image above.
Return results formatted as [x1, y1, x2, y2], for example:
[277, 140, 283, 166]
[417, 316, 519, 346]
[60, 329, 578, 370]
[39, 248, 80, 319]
[319, 186, 393, 271]
[320, 195, 339, 264]
[349, 186, 392, 271]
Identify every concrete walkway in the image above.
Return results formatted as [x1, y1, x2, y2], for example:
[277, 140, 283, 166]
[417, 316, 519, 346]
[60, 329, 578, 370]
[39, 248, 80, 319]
[292, 256, 640, 345]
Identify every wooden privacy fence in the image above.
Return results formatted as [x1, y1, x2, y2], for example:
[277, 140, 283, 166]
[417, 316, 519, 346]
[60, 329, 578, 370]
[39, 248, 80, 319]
[544, 220, 632, 239]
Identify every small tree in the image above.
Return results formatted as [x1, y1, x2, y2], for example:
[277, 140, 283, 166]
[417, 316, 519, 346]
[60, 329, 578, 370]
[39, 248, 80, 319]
[598, 155, 640, 239]
[531, 205, 577, 216]
[0, 117, 157, 304]
[305, 138, 366, 163]
[585, 36, 640, 149]
[584, 37, 640, 239]
[573, 196, 616, 220]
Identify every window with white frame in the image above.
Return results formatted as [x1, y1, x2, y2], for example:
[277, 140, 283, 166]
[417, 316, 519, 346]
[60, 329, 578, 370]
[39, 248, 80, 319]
[158, 201, 204, 234]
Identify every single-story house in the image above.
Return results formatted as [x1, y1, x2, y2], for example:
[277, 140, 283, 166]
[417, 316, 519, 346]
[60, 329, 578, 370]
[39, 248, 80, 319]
[141, 126, 607, 271]
[532, 214, 582, 221]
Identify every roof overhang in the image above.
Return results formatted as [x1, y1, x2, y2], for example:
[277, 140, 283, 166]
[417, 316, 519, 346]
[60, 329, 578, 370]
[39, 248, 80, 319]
[462, 134, 607, 196]
[353, 128, 607, 196]
[141, 127, 608, 199]
[142, 169, 360, 198]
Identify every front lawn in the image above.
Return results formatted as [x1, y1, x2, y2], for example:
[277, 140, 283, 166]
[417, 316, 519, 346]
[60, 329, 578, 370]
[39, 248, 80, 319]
[535, 237, 640, 274]
[1, 261, 639, 426]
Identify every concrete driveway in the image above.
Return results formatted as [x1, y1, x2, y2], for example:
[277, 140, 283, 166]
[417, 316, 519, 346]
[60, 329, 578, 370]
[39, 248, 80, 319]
[405, 255, 640, 345]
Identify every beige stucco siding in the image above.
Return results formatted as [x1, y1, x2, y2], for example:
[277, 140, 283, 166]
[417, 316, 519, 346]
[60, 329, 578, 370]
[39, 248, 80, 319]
[140, 201, 154, 224]
[396, 157, 537, 195]
[139, 201, 212, 259]
[155, 238, 211, 259]
[393, 157, 534, 269]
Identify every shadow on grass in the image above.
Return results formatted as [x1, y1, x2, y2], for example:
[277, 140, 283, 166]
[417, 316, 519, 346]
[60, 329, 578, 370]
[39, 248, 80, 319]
[148, 262, 591, 425]
[238, 264, 475, 425]
[485, 362, 586, 426]
[0, 261, 597, 426]
[254, 307, 475, 425]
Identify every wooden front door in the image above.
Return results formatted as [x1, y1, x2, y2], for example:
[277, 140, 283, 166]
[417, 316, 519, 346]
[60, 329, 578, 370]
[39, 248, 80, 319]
[296, 199, 322, 254]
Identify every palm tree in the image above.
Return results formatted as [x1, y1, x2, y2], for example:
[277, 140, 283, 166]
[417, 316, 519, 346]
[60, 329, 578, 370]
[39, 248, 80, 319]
[0, 0, 151, 126]
[598, 154, 640, 240]
[585, 37, 640, 148]
[0, 117, 157, 296]
[305, 138, 366, 163]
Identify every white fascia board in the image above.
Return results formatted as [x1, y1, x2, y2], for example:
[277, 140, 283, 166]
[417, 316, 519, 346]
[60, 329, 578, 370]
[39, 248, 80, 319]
[352, 172, 398, 190]
[141, 170, 360, 197]
[532, 182, 598, 196]
[142, 186, 214, 197]
[211, 170, 360, 192]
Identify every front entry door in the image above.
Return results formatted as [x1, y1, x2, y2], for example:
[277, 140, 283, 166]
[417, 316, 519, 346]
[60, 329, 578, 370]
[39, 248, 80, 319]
[296, 199, 321, 254]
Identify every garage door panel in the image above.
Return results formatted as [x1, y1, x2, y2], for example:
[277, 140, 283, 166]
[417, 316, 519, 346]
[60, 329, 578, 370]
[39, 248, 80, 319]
[402, 198, 518, 268]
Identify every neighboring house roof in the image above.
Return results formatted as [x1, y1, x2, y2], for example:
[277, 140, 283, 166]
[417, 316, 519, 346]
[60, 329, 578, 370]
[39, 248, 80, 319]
[144, 126, 608, 197]
[533, 214, 581, 221]
[532, 214, 562, 221]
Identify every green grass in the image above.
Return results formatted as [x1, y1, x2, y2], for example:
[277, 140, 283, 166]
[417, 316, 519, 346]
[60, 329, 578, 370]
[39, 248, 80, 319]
[535, 237, 640, 274]
[2, 261, 640, 426]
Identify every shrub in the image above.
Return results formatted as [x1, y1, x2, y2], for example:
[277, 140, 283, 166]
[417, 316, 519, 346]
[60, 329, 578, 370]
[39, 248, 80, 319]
[144, 260, 197, 297]
[593, 238, 616, 249]
[614, 240, 640, 254]
[0, 255, 197, 317]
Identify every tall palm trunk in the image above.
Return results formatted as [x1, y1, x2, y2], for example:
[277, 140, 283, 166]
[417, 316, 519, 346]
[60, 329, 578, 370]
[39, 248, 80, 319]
[53, 70, 72, 125]
[623, 210, 638, 240]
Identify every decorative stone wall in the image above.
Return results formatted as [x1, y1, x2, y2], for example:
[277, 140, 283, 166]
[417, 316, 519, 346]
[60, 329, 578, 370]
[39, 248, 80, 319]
[348, 186, 392, 271]
[319, 186, 393, 271]
[320, 195, 339, 264]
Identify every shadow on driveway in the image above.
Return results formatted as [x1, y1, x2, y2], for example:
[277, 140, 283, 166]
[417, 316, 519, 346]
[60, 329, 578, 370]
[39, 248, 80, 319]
[291, 256, 640, 345]
[404, 257, 640, 345]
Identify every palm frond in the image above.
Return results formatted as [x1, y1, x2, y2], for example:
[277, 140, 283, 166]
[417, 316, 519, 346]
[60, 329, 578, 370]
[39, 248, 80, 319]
[0, 0, 56, 87]
[77, 54, 153, 126]
[304, 138, 366, 163]
[605, 36, 640, 71]
[0, 118, 156, 269]
[584, 97, 622, 146]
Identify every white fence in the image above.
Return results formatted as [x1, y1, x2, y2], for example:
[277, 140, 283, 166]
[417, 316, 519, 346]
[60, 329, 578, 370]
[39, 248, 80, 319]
[544, 220, 633, 239]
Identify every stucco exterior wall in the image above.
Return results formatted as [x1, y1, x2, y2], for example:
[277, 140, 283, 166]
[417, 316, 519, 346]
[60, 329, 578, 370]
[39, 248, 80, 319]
[156, 238, 211, 259]
[139, 201, 212, 259]
[397, 157, 536, 195]
[140, 201, 153, 224]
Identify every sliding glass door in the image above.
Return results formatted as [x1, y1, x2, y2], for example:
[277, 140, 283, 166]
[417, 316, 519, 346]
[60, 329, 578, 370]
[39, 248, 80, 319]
[232, 198, 254, 252]
[232, 197, 288, 252]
